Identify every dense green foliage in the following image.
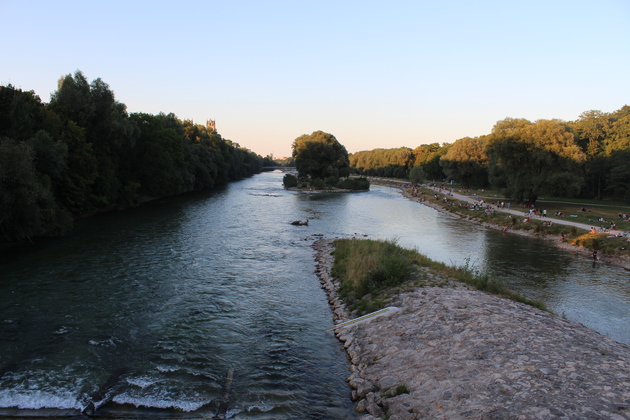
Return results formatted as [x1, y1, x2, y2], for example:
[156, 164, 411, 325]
[282, 173, 298, 188]
[291, 131, 350, 180]
[336, 177, 370, 190]
[349, 105, 630, 203]
[570, 107, 630, 200]
[349, 143, 451, 180]
[439, 136, 488, 188]
[0, 71, 266, 241]
[408, 165, 425, 184]
[486, 118, 586, 203]
[283, 173, 369, 191]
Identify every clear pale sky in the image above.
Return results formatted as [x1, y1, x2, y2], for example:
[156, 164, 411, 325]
[2, 0, 629, 158]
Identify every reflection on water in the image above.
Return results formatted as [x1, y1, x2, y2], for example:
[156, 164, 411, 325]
[1, 171, 629, 418]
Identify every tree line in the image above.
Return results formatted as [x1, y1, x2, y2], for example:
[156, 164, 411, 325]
[0, 71, 272, 241]
[350, 144, 450, 180]
[349, 105, 630, 203]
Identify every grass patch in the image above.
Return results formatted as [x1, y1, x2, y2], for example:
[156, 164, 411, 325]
[332, 238, 440, 313]
[569, 232, 630, 257]
[383, 383, 410, 398]
[415, 186, 585, 238]
[415, 185, 630, 233]
[446, 258, 547, 311]
[332, 238, 546, 315]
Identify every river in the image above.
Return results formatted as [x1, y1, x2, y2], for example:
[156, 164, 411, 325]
[1, 170, 629, 418]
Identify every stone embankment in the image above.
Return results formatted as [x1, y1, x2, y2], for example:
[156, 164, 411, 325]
[314, 239, 630, 420]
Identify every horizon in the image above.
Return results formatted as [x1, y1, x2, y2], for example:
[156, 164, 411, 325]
[2, 0, 628, 157]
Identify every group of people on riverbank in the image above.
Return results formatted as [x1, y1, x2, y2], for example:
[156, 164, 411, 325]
[525, 207, 547, 218]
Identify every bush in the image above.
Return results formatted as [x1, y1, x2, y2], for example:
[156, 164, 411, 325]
[409, 165, 425, 184]
[337, 177, 370, 190]
[282, 173, 298, 188]
[325, 176, 339, 186]
[310, 177, 325, 189]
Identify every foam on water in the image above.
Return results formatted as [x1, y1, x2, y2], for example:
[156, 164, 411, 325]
[0, 389, 82, 410]
[112, 392, 210, 412]
[247, 402, 275, 413]
[126, 376, 156, 389]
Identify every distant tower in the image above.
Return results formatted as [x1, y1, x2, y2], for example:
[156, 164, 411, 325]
[206, 118, 216, 132]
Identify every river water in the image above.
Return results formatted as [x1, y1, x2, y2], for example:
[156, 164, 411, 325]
[1, 170, 629, 418]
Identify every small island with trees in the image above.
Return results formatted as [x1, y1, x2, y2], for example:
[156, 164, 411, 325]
[282, 130, 370, 192]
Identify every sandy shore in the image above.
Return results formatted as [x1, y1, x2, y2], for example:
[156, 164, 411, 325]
[314, 239, 630, 419]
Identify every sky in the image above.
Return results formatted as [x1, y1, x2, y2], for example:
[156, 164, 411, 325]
[1, 0, 629, 158]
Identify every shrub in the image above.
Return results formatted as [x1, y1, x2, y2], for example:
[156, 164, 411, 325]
[337, 177, 370, 190]
[409, 165, 425, 184]
[310, 177, 325, 189]
[282, 174, 298, 188]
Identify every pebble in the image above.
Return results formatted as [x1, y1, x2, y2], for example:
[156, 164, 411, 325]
[313, 239, 630, 420]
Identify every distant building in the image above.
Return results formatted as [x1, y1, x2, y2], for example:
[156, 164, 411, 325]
[206, 119, 216, 132]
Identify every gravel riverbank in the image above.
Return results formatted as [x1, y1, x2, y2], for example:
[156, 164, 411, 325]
[314, 239, 630, 419]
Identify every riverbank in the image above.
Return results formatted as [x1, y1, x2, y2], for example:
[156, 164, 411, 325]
[313, 238, 630, 419]
[377, 180, 630, 271]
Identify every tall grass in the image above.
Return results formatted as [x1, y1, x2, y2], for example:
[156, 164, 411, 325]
[332, 238, 434, 313]
[333, 239, 421, 295]
[448, 258, 546, 310]
[332, 238, 546, 314]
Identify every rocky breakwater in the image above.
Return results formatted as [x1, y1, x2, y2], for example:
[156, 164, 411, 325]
[313, 238, 630, 419]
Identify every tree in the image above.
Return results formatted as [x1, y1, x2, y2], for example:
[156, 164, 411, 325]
[292, 131, 350, 179]
[349, 147, 413, 176]
[0, 137, 70, 240]
[56, 121, 99, 214]
[283, 173, 298, 188]
[571, 110, 611, 199]
[605, 149, 630, 200]
[411, 143, 451, 180]
[49, 71, 137, 208]
[0, 85, 48, 141]
[486, 118, 586, 203]
[130, 113, 186, 197]
[409, 165, 425, 184]
[0, 73, 268, 239]
[439, 136, 488, 187]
